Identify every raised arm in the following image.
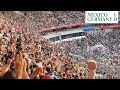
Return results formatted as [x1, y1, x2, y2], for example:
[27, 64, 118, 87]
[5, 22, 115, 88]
[14, 52, 24, 79]
[29, 67, 40, 79]
[22, 60, 30, 79]
[86, 60, 97, 79]
[0, 59, 13, 78]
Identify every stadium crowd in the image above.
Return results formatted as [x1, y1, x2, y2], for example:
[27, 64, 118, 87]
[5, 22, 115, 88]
[54, 28, 120, 79]
[0, 11, 119, 79]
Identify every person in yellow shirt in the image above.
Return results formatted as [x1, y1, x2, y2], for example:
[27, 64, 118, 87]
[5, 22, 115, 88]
[77, 65, 80, 71]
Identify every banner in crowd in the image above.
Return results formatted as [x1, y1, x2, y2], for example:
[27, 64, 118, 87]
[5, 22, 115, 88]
[38, 23, 84, 33]
[38, 23, 120, 33]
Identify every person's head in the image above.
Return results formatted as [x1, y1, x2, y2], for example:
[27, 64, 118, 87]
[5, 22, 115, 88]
[46, 67, 51, 73]
[1, 54, 8, 64]
[67, 73, 72, 79]
[7, 51, 14, 59]
[54, 71, 57, 75]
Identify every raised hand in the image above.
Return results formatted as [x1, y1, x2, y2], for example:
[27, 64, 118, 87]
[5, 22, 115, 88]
[0, 59, 13, 78]
[14, 52, 24, 79]
[86, 60, 97, 79]
[7, 58, 13, 65]
[86, 60, 97, 71]
[29, 67, 41, 79]
[22, 60, 30, 79]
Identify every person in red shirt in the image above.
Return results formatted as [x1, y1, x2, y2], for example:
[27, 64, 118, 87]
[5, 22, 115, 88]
[42, 74, 54, 79]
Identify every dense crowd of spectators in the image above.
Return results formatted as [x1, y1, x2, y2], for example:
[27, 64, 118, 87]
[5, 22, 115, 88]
[0, 11, 119, 79]
[54, 28, 120, 79]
